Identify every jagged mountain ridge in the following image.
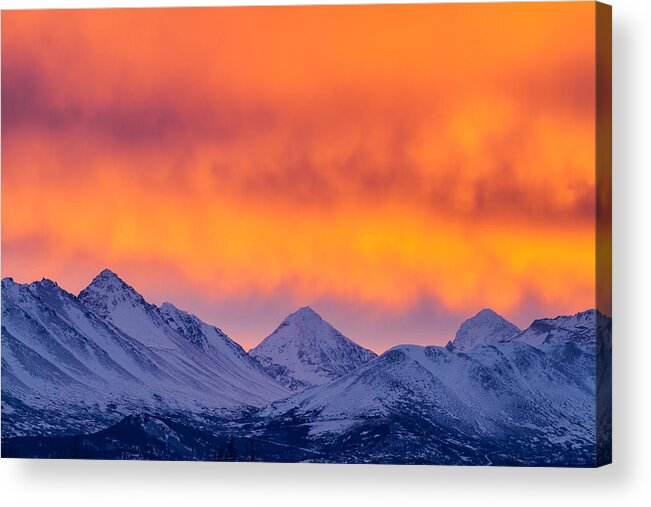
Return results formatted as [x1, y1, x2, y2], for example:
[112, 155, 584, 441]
[505, 309, 599, 349]
[1, 270, 610, 465]
[249, 306, 377, 391]
[1, 271, 290, 437]
[254, 309, 608, 465]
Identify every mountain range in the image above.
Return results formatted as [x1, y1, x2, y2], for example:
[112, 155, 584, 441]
[1, 270, 289, 436]
[1, 269, 611, 466]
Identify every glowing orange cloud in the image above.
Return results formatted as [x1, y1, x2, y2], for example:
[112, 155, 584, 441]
[2, 4, 598, 350]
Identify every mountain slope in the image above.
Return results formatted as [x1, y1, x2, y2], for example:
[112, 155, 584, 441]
[447, 308, 520, 351]
[1, 271, 289, 437]
[78, 269, 181, 350]
[507, 309, 598, 349]
[256, 311, 605, 465]
[261, 342, 594, 435]
[2, 287, 609, 465]
[249, 307, 377, 391]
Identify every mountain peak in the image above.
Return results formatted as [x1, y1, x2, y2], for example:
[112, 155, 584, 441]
[250, 307, 377, 391]
[475, 308, 500, 319]
[93, 268, 127, 285]
[30, 278, 59, 289]
[450, 308, 520, 352]
[286, 306, 322, 323]
[81, 269, 136, 296]
[78, 268, 147, 321]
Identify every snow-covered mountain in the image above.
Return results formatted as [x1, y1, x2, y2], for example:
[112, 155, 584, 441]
[2, 273, 610, 465]
[256, 310, 607, 465]
[447, 308, 520, 351]
[249, 306, 377, 391]
[505, 309, 598, 349]
[260, 341, 594, 436]
[78, 269, 179, 350]
[2, 271, 289, 436]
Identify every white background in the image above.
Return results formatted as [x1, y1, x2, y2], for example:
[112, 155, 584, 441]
[0, 0, 649, 505]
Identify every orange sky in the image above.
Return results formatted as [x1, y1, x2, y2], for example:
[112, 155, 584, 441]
[2, 3, 599, 352]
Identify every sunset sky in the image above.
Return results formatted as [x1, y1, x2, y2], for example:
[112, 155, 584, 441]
[2, 3, 599, 352]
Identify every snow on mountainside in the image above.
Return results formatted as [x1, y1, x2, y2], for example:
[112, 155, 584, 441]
[255, 310, 608, 465]
[506, 309, 598, 349]
[2, 281, 610, 465]
[447, 308, 520, 352]
[261, 341, 594, 435]
[249, 306, 377, 391]
[1, 271, 289, 437]
[79, 269, 179, 350]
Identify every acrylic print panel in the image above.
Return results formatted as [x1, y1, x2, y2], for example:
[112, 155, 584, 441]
[1, 2, 611, 466]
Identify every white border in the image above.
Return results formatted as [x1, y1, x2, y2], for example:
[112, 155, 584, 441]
[1, 1, 649, 506]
